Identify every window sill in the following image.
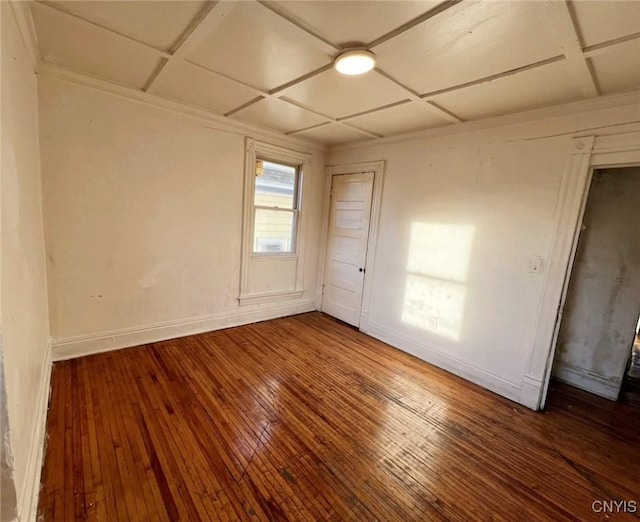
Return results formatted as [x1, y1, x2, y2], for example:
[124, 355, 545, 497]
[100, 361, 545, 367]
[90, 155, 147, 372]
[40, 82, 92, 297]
[250, 253, 299, 261]
[238, 290, 304, 306]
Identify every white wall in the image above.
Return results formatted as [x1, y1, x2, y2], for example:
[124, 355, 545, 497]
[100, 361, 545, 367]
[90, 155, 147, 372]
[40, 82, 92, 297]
[1, 3, 51, 520]
[1, 351, 18, 522]
[554, 167, 640, 399]
[38, 77, 325, 358]
[328, 102, 640, 407]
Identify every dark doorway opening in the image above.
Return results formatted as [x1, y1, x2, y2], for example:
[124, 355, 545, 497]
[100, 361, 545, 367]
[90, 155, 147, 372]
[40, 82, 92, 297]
[551, 166, 640, 401]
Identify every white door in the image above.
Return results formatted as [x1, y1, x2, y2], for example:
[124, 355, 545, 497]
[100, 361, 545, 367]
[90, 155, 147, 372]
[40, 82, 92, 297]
[322, 172, 374, 327]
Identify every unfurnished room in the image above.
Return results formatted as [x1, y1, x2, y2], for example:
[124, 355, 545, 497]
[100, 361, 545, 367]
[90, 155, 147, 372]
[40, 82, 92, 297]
[1, 0, 640, 520]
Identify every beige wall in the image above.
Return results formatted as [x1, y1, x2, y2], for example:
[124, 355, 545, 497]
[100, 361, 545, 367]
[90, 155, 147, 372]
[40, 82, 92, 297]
[329, 104, 639, 407]
[1, 3, 51, 520]
[39, 77, 325, 356]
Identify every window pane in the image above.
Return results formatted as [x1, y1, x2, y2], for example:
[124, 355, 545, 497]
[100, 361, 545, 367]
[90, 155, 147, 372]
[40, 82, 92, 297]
[255, 160, 296, 209]
[254, 208, 295, 253]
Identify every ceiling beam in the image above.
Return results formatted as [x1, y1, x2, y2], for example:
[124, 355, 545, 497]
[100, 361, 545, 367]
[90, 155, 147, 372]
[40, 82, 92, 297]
[258, 0, 466, 59]
[420, 55, 566, 100]
[36, 61, 326, 151]
[257, 1, 340, 54]
[145, 1, 239, 93]
[254, 1, 339, 56]
[336, 100, 413, 122]
[269, 64, 334, 96]
[188, 60, 334, 109]
[278, 97, 382, 139]
[583, 31, 640, 59]
[34, 0, 638, 145]
[372, 69, 464, 124]
[185, 61, 267, 98]
[368, 0, 465, 50]
[285, 121, 332, 136]
[426, 101, 465, 124]
[544, 0, 599, 98]
[30, 0, 472, 139]
[224, 96, 266, 118]
[288, 120, 381, 140]
[223, 94, 379, 139]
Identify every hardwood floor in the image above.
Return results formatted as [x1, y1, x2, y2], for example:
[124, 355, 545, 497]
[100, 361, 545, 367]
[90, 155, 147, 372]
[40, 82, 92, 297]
[38, 312, 640, 521]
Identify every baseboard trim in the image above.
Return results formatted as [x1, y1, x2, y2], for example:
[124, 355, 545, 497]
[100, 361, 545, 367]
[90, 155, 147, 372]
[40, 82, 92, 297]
[358, 311, 371, 334]
[519, 374, 543, 410]
[365, 320, 523, 405]
[553, 364, 620, 400]
[18, 343, 52, 522]
[52, 300, 317, 361]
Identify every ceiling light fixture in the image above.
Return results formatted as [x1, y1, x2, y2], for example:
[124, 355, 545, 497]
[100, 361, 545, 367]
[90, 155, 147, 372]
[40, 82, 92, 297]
[334, 49, 376, 75]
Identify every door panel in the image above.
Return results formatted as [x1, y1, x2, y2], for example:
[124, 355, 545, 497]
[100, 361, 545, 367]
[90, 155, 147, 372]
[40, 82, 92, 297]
[322, 172, 374, 327]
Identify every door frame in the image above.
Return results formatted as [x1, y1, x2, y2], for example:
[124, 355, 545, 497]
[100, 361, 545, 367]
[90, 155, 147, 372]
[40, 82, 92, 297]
[522, 131, 640, 410]
[317, 161, 385, 332]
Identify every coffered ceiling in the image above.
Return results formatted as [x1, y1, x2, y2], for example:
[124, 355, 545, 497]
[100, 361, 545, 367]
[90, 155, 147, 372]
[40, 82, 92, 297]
[29, 0, 640, 146]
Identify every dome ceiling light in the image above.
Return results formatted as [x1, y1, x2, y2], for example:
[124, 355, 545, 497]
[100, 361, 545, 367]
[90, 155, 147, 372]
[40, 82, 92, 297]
[334, 49, 376, 76]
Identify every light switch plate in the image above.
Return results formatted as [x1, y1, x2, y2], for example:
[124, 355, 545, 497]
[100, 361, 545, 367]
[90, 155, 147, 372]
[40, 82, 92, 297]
[529, 257, 544, 274]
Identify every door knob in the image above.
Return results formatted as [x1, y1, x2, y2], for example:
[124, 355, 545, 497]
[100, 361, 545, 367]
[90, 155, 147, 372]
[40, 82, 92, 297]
[359, 268, 364, 273]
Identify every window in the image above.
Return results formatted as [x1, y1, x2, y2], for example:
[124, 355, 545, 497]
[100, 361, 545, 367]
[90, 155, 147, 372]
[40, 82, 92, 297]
[239, 139, 310, 305]
[253, 159, 300, 254]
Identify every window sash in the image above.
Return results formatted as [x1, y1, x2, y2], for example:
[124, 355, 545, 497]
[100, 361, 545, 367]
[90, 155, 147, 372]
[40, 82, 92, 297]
[252, 159, 300, 255]
[252, 208, 298, 255]
[254, 205, 299, 213]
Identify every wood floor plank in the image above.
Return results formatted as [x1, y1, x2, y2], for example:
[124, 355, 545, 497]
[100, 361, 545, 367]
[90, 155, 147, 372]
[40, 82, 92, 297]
[132, 351, 211, 521]
[40, 363, 64, 521]
[109, 352, 167, 522]
[90, 356, 129, 521]
[81, 357, 108, 522]
[62, 361, 74, 522]
[38, 312, 640, 521]
[72, 362, 91, 521]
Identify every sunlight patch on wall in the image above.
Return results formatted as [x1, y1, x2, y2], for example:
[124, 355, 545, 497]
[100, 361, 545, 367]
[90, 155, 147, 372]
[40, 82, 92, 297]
[402, 223, 475, 341]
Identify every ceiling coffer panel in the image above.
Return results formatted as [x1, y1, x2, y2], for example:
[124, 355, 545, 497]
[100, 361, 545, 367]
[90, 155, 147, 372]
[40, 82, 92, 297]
[283, 69, 410, 119]
[345, 101, 451, 137]
[268, 0, 441, 47]
[186, 2, 332, 92]
[571, 0, 640, 48]
[589, 40, 640, 96]
[230, 98, 328, 134]
[27, 0, 640, 146]
[430, 60, 583, 121]
[46, 0, 209, 52]
[149, 62, 259, 115]
[375, 0, 563, 95]
[294, 123, 374, 146]
[31, 4, 164, 89]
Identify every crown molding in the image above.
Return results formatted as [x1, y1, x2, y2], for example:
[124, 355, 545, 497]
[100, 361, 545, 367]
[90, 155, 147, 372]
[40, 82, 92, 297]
[30, 46, 640, 158]
[330, 89, 640, 153]
[37, 62, 327, 154]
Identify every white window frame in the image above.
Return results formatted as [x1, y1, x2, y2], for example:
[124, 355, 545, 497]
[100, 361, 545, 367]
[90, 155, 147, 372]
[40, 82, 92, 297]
[239, 139, 310, 305]
[252, 158, 301, 256]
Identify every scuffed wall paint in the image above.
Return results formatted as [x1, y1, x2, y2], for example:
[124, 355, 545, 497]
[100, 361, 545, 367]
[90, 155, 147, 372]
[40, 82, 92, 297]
[554, 167, 640, 399]
[38, 77, 325, 350]
[1, 2, 51, 518]
[1, 349, 18, 522]
[329, 105, 640, 407]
